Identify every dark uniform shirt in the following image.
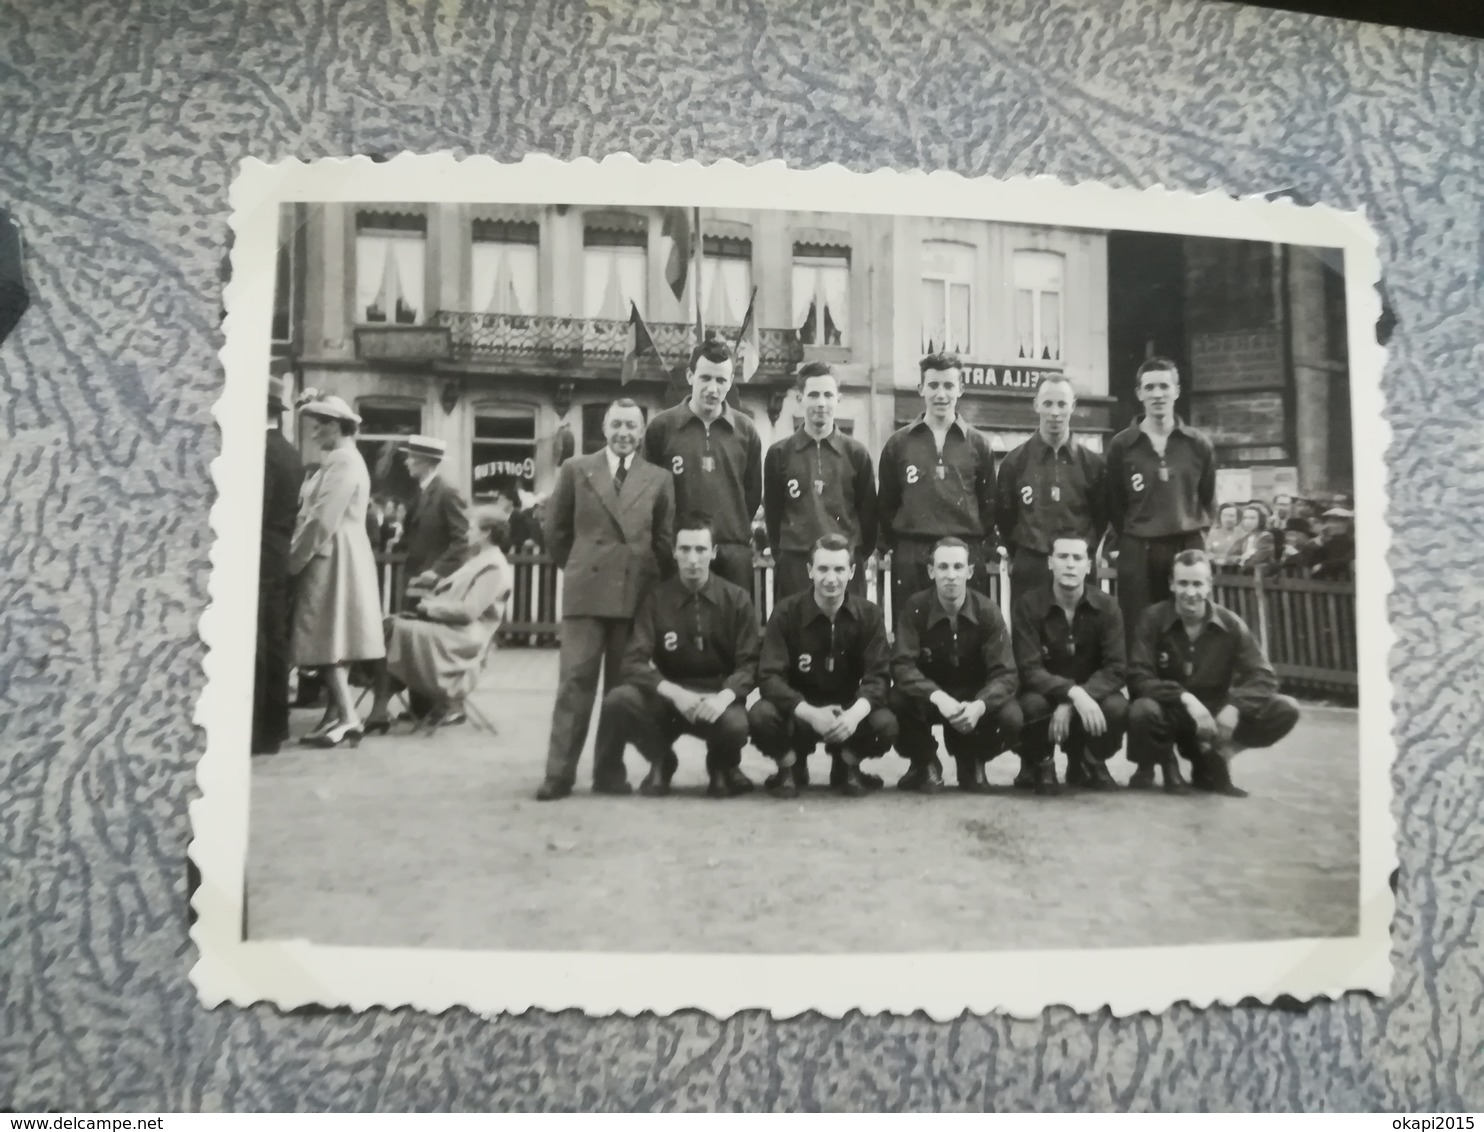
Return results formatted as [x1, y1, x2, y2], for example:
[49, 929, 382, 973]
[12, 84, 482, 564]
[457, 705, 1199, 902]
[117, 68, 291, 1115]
[643, 401, 762, 547]
[994, 432, 1107, 555]
[891, 588, 1018, 710]
[762, 427, 878, 556]
[877, 416, 997, 546]
[1105, 417, 1216, 541]
[1128, 599, 1277, 715]
[621, 573, 761, 699]
[757, 591, 891, 714]
[1011, 583, 1126, 702]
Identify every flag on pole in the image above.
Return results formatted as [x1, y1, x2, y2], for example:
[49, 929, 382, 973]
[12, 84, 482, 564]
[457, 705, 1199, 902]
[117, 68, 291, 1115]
[620, 302, 664, 385]
[661, 208, 692, 302]
[734, 286, 760, 385]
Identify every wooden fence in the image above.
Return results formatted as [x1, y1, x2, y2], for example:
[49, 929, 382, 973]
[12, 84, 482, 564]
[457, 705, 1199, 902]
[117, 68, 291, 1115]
[375, 552, 1358, 699]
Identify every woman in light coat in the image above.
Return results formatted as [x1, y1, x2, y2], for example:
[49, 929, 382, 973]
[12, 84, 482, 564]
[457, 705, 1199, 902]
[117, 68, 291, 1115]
[289, 395, 386, 747]
[363, 505, 513, 734]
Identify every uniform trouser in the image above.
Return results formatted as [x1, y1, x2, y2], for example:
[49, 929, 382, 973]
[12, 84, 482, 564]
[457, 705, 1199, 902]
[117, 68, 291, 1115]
[710, 542, 756, 595]
[889, 689, 1023, 764]
[1115, 531, 1204, 650]
[596, 684, 749, 773]
[1016, 691, 1129, 763]
[1127, 694, 1301, 767]
[890, 538, 994, 625]
[252, 574, 292, 750]
[747, 699, 897, 763]
[772, 550, 868, 602]
[543, 616, 633, 788]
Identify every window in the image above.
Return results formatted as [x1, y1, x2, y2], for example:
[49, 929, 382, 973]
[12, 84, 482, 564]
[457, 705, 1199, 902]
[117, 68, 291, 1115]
[792, 245, 849, 346]
[920, 241, 974, 354]
[356, 211, 426, 325]
[584, 218, 648, 320]
[272, 203, 297, 344]
[355, 400, 424, 503]
[701, 235, 753, 328]
[471, 220, 539, 316]
[472, 406, 537, 498]
[1013, 250, 1064, 361]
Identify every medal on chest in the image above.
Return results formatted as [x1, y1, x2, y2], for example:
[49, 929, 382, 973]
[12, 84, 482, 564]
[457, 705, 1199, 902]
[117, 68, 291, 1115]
[935, 464, 946, 480]
[1051, 485, 1061, 502]
[702, 455, 716, 473]
[1158, 461, 1170, 482]
[813, 479, 825, 496]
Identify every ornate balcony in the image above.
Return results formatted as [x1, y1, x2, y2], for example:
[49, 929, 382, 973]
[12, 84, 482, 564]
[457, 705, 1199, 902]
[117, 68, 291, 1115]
[434, 311, 804, 377]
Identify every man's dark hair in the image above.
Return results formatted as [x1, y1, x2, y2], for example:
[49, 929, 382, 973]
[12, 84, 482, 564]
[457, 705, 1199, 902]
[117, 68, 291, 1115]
[674, 511, 717, 545]
[1284, 517, 1314, 536]
[930, 535, 970, 563]
[1135, 356, 1181, 386]
[688, 335, 734, 372]
[919, 352, 963, 381]
[795, 360, 837, 392]
[1172, 548, 1212, 571]
[1048, 530, 1091, 555]
[809, 533, 852, 564]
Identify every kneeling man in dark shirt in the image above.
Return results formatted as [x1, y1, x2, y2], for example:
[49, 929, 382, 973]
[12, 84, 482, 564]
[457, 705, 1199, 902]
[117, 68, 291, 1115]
[889, 537, 1021, 794]
[1011, 532, 1128, 795]
[1127, 548, 1301, 796]
[749, 534, 897, 798]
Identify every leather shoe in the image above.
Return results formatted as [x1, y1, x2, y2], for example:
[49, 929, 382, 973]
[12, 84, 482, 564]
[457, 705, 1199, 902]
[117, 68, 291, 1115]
[1034, 760, 1061, 797]
[592, 778, 633, 797]
[1128, 764, 1157, 790]
[1083, 758, 1119, 791]
[835, 764, 869, 797]
[706, 771, 730, 799]
[920, 759, 944, 794]
[536, 779, 573, 802]
[1161, 758, 1191, 794]
[793, 759, 810, 788]
[1193, 753, 1248, 797]
[1013, 761, 1039, 790]
[640, 759, 674, 797]
[722, 767, 755, 796]
[769, 769, 799, 799]
[896, 763, 926, 791]
[1063, 755, 1088, 788]
[959, 757, 991, 794]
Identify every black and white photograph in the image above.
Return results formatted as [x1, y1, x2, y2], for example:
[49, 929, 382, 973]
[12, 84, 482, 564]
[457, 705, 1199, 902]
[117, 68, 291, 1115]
[192, 155, 1391, 1018]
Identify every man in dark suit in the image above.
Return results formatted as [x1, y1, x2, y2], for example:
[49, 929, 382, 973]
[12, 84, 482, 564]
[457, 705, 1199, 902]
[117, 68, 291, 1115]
[537, 399, 675, 801]
[253, 375, 305, 755]
[400, 435, 472, 603]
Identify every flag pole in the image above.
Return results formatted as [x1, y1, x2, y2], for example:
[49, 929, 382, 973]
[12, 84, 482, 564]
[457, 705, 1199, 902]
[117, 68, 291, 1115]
[693, 205, 705, 344]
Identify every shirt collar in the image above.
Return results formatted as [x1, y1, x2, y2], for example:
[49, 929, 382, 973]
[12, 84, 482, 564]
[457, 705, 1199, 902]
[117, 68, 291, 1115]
[791, 426, 841, 453]
[1128, 414, 1191, 444]
[414, 466, 440, 491]
[604, 447, 629, 478]
[1159, 598, 1225, 634]
[806, 592, 857, 624]
[677, 573, 723, 606]
[908, 413, 966, 438]
[1029, 431, 1076, 459]
[927, 590, 980, 627]
[685, 400, 735, 430]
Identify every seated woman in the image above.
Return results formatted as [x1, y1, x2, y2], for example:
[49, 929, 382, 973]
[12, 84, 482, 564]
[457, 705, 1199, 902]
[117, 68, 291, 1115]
[1233, 502, 1279, 575]
[1204, 503, 1244, 567]
[363, 506, 514, 734]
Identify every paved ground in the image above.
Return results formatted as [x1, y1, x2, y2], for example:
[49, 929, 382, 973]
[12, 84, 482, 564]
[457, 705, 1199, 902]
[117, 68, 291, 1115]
[247, 650, 1360, 953]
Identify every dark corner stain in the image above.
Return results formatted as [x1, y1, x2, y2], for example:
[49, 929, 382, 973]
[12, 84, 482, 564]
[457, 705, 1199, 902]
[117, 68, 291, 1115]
[1389, 867, 1400, 894]
[1375, 282, 1396, 347]
[186, 856, 200, 931]
[368, 153, 392, 163]
[1232, 993, 1317, 1015]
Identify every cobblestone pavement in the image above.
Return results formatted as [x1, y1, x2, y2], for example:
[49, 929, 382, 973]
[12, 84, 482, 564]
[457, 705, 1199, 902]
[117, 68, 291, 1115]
[248, 650, 1360, 953]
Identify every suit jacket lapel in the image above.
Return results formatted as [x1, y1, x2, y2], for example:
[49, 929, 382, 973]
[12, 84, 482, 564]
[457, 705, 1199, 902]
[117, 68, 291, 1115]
[584, 455, 623, 524]
[617, 458, 654, 514]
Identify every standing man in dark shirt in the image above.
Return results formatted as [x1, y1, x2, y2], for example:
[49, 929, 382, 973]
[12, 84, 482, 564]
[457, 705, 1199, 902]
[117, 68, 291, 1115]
[253, 375, 305, 755]
[890, 538, 1021, 793]
[995, 374, 1107, 602]
[595, 514, 762, 799]
[643, 337, 763, 594]
[1105, 357, 1217, 650]
[762, 362, 877, 602]
[749, 535, 897, 798]
[1127, 549, 1300, 796]
[1011, 532, 1127, 795]
[878, 353, 999, 623]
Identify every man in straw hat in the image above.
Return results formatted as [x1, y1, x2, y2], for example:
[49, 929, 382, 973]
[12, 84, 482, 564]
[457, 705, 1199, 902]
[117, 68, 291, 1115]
[252, 373, 304, 755]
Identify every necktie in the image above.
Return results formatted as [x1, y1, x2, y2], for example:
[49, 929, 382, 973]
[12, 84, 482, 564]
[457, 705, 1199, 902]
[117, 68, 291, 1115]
[614, 457, 627, 492]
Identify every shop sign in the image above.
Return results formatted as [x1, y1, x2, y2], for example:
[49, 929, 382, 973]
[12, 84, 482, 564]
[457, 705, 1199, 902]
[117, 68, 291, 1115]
[959, 363, 1057, 392]
[474, 457, 536, 480]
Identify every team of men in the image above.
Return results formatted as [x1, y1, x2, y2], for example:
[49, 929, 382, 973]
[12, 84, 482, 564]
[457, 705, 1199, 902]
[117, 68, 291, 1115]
[533, 341, 1302, 802]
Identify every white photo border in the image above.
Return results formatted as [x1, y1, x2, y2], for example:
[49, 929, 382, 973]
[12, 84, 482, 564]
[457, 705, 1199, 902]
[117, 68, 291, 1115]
[192, 153, 1395, 1019]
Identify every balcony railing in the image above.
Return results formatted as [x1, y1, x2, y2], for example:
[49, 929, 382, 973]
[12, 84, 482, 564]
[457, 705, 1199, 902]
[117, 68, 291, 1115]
[434, 311, 804, 375]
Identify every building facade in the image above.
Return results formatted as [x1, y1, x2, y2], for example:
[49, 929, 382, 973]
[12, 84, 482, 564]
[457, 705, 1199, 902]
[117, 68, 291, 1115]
[270, 201, 1116, 502]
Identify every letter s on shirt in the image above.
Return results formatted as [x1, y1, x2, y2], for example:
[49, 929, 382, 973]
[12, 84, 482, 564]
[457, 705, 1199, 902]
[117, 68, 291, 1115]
[1130, 472, 1145, 493]
[787, 478, 801, 500]
[905, 464, 920, 484]
[798, 653, 812, 673]
[663, 631, 679, 651]
[1020, 484, 1034, 505]
[672, 455, 685, 476]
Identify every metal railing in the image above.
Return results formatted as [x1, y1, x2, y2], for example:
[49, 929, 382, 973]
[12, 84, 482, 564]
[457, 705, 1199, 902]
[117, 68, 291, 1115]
[434, 311, 804, 374]
[375, 551, 1358, 699]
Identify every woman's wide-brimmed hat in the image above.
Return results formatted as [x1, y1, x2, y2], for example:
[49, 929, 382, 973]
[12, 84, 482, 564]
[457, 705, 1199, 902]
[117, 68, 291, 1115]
[299, 394, 361, 425]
